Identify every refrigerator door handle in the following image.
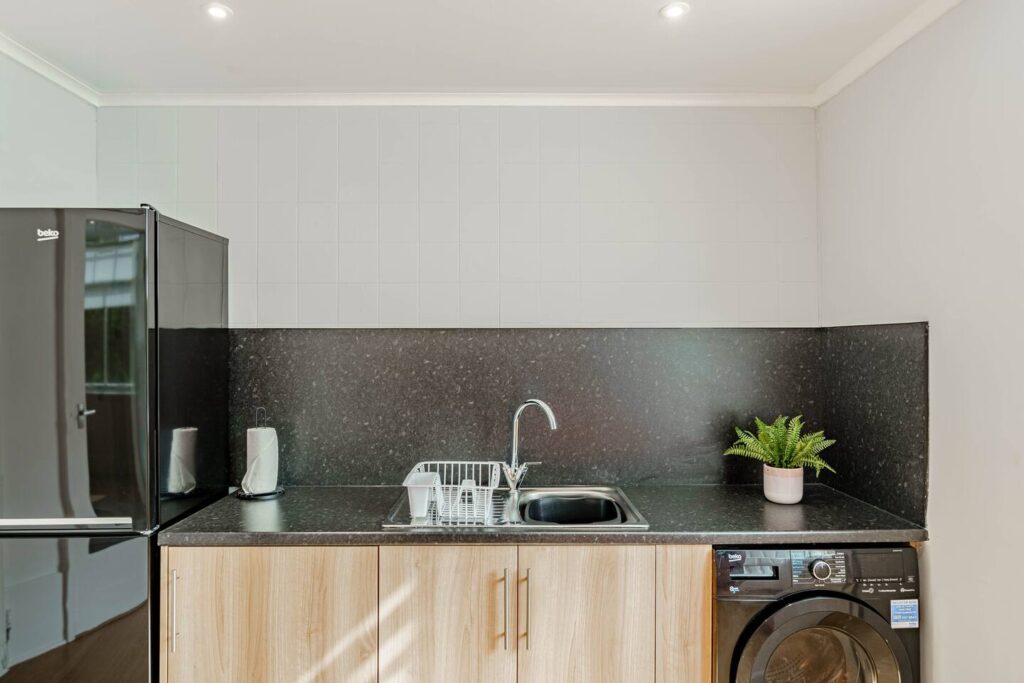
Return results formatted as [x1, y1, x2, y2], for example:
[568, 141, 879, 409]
[76, 403, 97, 428]
[0, 517, 134, 530]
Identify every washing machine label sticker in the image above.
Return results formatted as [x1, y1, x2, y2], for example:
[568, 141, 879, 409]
[890, 599, 919, 629]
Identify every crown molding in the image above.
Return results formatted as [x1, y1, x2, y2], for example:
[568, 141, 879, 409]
[95, 91, 817, 107]
[0, 31, 99, 106]
[812, 0, 962, 106]
[0, 0, 963, 111]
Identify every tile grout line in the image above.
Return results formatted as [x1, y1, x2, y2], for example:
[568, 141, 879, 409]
[496, 108, 502, 327]
[455, 111, 462, 325]
[414, 109, 421, 326]
[539, 114, 546, 325]
[254, 108, 261, 327]
[576, 107, 583, 326]
[292, 110, 299, 327]
[374, 108, 382, 326]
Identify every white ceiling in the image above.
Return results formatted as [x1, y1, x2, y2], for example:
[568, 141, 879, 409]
[0, 0, 958, 106]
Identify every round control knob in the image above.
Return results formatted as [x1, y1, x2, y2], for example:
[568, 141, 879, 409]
[810, 559, 832, 581]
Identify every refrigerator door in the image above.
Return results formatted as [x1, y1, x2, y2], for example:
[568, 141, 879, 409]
[0, 534, 151, 681]
[154, 214, 229, 527]
[0, 209, 152, 532]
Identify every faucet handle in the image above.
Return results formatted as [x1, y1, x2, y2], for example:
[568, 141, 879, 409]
[502, 461, 541, 489]
[517, 461, 541, 485]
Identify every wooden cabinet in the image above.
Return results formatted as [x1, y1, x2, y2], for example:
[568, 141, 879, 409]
[160, 546, 378, 683]
[517, 545, 656, 683]
[378, 545, 517, 683]
[161, 543, 713, 683]
[656, 545, 714, 683]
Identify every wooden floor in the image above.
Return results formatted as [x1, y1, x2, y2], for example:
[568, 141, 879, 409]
[4, 604, 149, 682]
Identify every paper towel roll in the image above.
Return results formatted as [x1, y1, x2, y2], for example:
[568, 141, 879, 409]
[167, 427, 198, 494]
[241, 427, 279, 494]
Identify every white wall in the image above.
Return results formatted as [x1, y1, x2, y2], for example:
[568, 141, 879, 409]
[0, 53, 95, 206]
[97, 105, 818, 328]
[0, 53, 98, 671]
[818, 0, 1023, 679]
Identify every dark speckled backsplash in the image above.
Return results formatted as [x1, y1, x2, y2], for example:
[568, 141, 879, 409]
[823, 323, 928, 525]
[228, 324, 928, 524]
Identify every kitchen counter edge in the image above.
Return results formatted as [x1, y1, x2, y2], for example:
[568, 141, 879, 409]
[157, 484, 927, 547]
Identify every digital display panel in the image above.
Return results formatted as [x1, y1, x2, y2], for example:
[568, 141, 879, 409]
[857, 551, 905, 579]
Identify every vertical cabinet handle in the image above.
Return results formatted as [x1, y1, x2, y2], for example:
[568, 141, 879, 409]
[171, 569, 179, 653]
[524, 568, 531, 651]
[503, 568, 510, 650]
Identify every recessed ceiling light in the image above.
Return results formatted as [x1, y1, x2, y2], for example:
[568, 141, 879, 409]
[203, 2, 234, 21]
[659, 2, 691, 20]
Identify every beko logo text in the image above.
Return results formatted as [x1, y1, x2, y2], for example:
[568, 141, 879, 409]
[36, 228, 60, 241]
[727, 553, 743, 563]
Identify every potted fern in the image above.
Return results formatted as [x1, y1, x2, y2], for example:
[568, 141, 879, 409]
[724, 415, 836, 504]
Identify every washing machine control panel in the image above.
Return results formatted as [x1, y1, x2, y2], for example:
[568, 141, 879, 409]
[715, 548, 918, 599]
[792, 550, 848, 586]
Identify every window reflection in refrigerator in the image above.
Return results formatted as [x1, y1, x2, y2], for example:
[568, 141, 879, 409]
[83, 219, 147, 523]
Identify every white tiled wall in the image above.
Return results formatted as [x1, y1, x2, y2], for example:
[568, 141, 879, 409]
[96, 106, 818, 327]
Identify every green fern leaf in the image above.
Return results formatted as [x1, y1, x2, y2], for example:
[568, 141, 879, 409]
[782, 415, 803, 468]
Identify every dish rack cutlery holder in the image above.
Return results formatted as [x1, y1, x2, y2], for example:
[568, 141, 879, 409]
[404, 461, 504, 525]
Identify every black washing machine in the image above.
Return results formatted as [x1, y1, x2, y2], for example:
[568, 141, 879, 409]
[716, 547, 920, 682]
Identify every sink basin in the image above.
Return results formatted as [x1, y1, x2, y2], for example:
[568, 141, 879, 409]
[514, 487, 648, 528]
[383, 484, 649, 530]
[518, 487, 634, 526]
[522, 495, 623, 524]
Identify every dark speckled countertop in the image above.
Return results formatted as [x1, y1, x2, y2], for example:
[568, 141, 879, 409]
[158, 484, 927, 546]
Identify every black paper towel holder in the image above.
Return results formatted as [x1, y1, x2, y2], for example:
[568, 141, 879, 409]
[235, 486, 284, 501]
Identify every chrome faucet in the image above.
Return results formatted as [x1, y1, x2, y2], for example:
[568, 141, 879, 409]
[503, 399, 558, 494]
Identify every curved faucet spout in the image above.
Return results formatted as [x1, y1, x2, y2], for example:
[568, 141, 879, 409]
[514, 398, 558, 431]
[506, 399, 558, 493]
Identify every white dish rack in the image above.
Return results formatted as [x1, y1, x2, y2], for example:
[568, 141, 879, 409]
[402, 460, 505, 526]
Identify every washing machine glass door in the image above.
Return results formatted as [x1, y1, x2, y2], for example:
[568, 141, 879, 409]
[736, 597, 913, 683]
[764, 626, 876, 682]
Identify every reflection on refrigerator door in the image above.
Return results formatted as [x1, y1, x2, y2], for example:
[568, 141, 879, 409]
[0, 536, 150, 681]
[83, 217, 150, 523]
[0, 209, 151, 532]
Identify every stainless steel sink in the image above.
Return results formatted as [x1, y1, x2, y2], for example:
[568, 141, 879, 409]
[516, 487, 648, 528]
[383, 485, 649, 530]
[522, 492, 622, 525]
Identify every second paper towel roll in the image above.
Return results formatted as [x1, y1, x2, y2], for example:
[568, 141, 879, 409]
[241, 427, 279, 495]
[167, 427, 198, 494]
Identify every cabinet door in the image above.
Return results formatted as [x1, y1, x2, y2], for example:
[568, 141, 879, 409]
[161, 546, 378, 683]
[379, 545, 517, 683]
[517, 545, 656, 683]
[656, 545, 713, 682]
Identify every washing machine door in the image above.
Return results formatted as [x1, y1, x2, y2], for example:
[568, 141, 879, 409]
[734, 596, 914, 683]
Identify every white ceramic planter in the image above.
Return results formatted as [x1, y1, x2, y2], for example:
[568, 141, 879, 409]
[763, 464, 804, 504]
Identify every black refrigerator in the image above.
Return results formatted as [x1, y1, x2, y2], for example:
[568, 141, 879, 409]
[0, 207, 229, 681]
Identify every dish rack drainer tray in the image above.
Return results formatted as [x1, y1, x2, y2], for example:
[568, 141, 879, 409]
[403, 460, 505, 526]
